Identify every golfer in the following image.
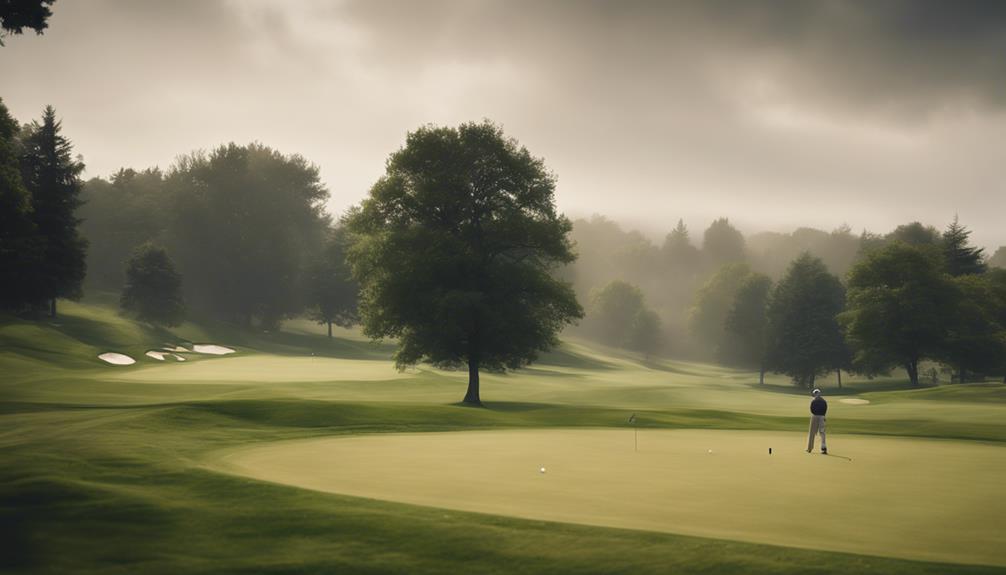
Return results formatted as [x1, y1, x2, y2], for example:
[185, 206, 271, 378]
[806, 388, 828, 454]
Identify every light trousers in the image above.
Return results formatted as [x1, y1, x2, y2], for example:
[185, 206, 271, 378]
[807, 415, 827, 452]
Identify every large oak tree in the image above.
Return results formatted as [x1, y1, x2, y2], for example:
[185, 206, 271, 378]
[347, 121, 582, 405]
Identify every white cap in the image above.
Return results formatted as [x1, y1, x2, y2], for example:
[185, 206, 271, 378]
[812, 388, 821, 396]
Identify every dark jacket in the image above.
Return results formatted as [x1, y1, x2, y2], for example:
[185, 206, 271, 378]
[810, 397, 828, 416]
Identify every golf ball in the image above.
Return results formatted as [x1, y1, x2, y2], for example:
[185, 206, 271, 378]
[539, 466, 546, 474]
[707, 449, 713, 454]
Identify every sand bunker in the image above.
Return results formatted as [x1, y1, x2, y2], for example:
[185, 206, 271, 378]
[214, 429, 1005, 567]
[839, 398, 870, 405]
[163, 345, 190, 353]
[171, 353, 187, 362]
[98, 352, 135, 366]
[145, 351, 167, 361]
[192, 344, 235, 355]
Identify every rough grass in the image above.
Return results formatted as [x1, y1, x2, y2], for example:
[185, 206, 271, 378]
[2, 300, 1005, 574]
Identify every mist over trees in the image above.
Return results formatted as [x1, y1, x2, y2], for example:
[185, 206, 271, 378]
[79, 168, 166, 291]
[586, 281, 661, 355]
[167, 144, 329, 328]
[2, 94, 1003, 388]
[565, 213, 1005, 384]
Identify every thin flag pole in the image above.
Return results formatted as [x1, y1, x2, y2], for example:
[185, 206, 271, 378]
[628, 413, 637, 452]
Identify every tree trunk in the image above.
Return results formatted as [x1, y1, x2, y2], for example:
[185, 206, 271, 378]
[837, 369, 842, 389]
[958, 365, 965, 385]
[905, 360, 919, 387]
[808, 373, 815, 389]
[327, 321, 332, 338]
[758, 365, 765, 385]
[463, 355, 482, 406]
[49, 298, 57, 318]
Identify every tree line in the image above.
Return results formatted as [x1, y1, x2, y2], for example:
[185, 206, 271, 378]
[575, 213, 1006, 385]
[3, 101, 1004, 396]
[0, 100, 357, 333]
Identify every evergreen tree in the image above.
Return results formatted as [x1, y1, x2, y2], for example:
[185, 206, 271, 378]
[19, 106, 87, 317]
[942, 216, 986, 277]
[765, 254, 846, 388]
[308, 226, 358, 337]
[120, 243, 185, 327]
[663, 219, 699, 270]
[0, 98, 41, 310]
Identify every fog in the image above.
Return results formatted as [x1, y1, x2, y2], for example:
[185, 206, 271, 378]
[3, 0, 1005, 249]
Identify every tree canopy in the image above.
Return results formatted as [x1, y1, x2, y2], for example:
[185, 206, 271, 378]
[120, 243, 185, 327]
[723, 272, 772, 377]
[166, 143, 329, 328]
[347, 121, 582, 405]
[689, 262, 751, 358]
[588, 280, 662, 355]
[765, 254, 846, 387]
[0, 0, 54, 44]
[841, 242, 957, 386]
[702, 218, 745, 267]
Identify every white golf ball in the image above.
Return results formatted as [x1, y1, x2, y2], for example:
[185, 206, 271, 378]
[707, 449, 713, 454]
[539, 466, 546, 474]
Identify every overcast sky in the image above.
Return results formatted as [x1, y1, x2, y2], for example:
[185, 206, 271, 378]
[3, 0, 1005, 249]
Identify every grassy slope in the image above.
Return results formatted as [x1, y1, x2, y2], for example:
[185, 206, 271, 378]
[1, 301, 1004, 574]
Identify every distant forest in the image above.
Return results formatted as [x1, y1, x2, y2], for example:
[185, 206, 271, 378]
[3, 100, 1005, 386]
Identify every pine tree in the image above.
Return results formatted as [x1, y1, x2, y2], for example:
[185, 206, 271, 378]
[0, 98, 42, 310]
[942, 215, 986, 277]
[663, 219, 699, 269]
[20, 106, 87, 317]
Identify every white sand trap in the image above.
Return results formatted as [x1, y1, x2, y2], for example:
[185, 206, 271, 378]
[213, 429, 1006, 567]
[163, 345, 190, 353]
[98, 352, 135, 366]
[840, 398, 870, 405]
[192, 344, 235, 355]
[145, 351, 167, 361]
[171, 353, 187, 362]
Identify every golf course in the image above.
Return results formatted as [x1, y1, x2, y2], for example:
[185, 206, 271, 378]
[3, 300, 1005, 574]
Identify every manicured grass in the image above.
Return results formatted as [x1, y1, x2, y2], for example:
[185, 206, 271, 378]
[216, 429, 1005, 566]
[2, 300, 1005, 574]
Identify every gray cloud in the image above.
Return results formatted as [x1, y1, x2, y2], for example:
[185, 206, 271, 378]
[2, 0, 1004, 250]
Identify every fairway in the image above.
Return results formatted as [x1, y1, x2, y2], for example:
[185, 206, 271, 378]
[215, 428, 1006, 567]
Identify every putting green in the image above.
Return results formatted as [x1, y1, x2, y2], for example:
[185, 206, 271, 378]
[214, 429, 1006, 567]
